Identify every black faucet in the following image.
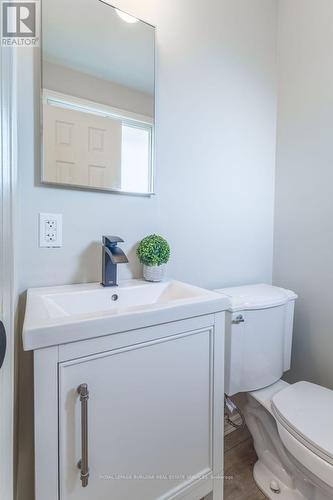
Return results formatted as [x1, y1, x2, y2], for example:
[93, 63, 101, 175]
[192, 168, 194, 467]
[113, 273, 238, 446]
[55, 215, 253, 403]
[101, 236, 129, 287]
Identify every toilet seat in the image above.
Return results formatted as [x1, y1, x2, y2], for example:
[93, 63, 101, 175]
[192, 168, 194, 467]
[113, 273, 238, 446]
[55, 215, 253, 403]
[272, 381, 333, 465]
[272, 381, 333, 487]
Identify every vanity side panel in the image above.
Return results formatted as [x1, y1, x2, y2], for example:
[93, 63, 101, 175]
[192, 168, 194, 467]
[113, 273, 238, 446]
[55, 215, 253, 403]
[212, 312, 225, 498]
[34, 346, 59, 500]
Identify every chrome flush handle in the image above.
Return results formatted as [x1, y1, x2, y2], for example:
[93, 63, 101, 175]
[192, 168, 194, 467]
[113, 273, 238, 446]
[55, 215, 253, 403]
[77, 383, 89, 487]
[232, 314, 245, 324]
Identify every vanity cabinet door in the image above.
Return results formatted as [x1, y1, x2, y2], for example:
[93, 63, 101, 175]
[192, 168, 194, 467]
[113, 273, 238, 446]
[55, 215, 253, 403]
[59, 329, 214, 500]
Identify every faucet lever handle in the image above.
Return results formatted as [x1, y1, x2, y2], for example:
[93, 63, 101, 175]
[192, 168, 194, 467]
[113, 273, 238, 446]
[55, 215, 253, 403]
[103, 235, 124, 247]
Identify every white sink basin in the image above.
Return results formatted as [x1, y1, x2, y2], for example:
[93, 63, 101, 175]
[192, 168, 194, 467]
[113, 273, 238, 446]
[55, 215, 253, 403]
[23, 279, 230, 350]
[41, 280, 210, 317]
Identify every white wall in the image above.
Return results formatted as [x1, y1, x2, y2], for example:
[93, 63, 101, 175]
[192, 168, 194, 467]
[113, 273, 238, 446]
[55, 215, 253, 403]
[274, 0, 333, 390]
[16, 1, 278, 498]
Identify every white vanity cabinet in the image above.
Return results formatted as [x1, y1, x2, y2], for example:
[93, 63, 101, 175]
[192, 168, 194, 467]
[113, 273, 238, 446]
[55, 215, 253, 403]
[24, 280, 229, 500]
[35, 316, 224, 500]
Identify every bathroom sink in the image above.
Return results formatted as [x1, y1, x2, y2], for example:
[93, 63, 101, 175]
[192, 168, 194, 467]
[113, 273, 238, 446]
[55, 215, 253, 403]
[39, 280, 210, 317]
[23, 279, 230, 350]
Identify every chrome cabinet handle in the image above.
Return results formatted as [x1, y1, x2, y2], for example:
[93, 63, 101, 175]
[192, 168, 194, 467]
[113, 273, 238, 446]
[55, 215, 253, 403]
[232, 314, 245, 324]
[77, 384, 89, 487]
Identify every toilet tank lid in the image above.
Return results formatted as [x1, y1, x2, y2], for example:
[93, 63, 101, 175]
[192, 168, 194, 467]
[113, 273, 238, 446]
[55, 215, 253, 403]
[214, 284, 297, 312]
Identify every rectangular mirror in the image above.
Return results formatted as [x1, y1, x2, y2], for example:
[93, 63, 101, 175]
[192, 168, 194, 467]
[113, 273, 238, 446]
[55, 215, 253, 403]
[41, 0, 155, 195]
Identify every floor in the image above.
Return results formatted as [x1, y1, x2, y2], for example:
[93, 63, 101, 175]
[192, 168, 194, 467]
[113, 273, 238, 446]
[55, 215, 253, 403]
[224, 425, 267, 500]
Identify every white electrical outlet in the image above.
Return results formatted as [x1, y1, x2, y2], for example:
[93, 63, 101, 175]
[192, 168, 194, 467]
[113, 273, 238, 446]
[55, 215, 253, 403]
[39, 213, 62, 248]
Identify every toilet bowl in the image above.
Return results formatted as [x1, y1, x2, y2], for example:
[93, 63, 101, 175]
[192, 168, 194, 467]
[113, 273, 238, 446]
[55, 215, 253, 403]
[216, 284, 333, 500]
[246, 380, 333, 500]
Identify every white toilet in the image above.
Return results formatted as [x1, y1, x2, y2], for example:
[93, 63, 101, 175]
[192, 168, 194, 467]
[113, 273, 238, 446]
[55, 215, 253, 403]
[216, 284, 333, 500]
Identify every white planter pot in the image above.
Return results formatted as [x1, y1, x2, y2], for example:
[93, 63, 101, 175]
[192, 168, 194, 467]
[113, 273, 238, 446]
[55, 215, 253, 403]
[143, 264, 166, 282]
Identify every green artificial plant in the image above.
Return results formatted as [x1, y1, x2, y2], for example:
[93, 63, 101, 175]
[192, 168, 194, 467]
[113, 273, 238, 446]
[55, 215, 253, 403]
[137, 234, 170, 267]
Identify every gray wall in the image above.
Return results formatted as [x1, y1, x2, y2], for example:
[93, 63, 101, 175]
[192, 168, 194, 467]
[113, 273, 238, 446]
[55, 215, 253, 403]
[274, 0, 333, 389]
[18, 0, 278, 295]
[16, 0, 278, 498]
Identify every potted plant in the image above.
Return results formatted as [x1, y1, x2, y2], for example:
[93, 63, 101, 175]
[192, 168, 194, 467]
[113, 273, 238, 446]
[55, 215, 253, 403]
[137, 234, 170, 282]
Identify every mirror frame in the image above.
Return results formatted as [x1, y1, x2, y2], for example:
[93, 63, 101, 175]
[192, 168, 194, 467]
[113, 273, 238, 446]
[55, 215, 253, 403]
[39, 0, 156, 197]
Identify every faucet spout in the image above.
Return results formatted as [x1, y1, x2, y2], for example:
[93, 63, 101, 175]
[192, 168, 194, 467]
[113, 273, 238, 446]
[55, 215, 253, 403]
[106, 246, 129, 265]
[102, 236, 129, 287]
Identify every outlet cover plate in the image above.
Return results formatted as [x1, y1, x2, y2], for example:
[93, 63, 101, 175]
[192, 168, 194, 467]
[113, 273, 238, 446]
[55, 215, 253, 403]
[39, 213, 62, 248]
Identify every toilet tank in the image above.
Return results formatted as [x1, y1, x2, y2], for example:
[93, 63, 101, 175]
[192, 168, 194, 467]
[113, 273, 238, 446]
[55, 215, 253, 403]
[215, 284, 297, 396]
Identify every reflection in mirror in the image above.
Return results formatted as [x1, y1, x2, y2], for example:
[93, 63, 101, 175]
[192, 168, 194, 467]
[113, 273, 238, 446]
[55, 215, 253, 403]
[41, 0, 155, 195]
